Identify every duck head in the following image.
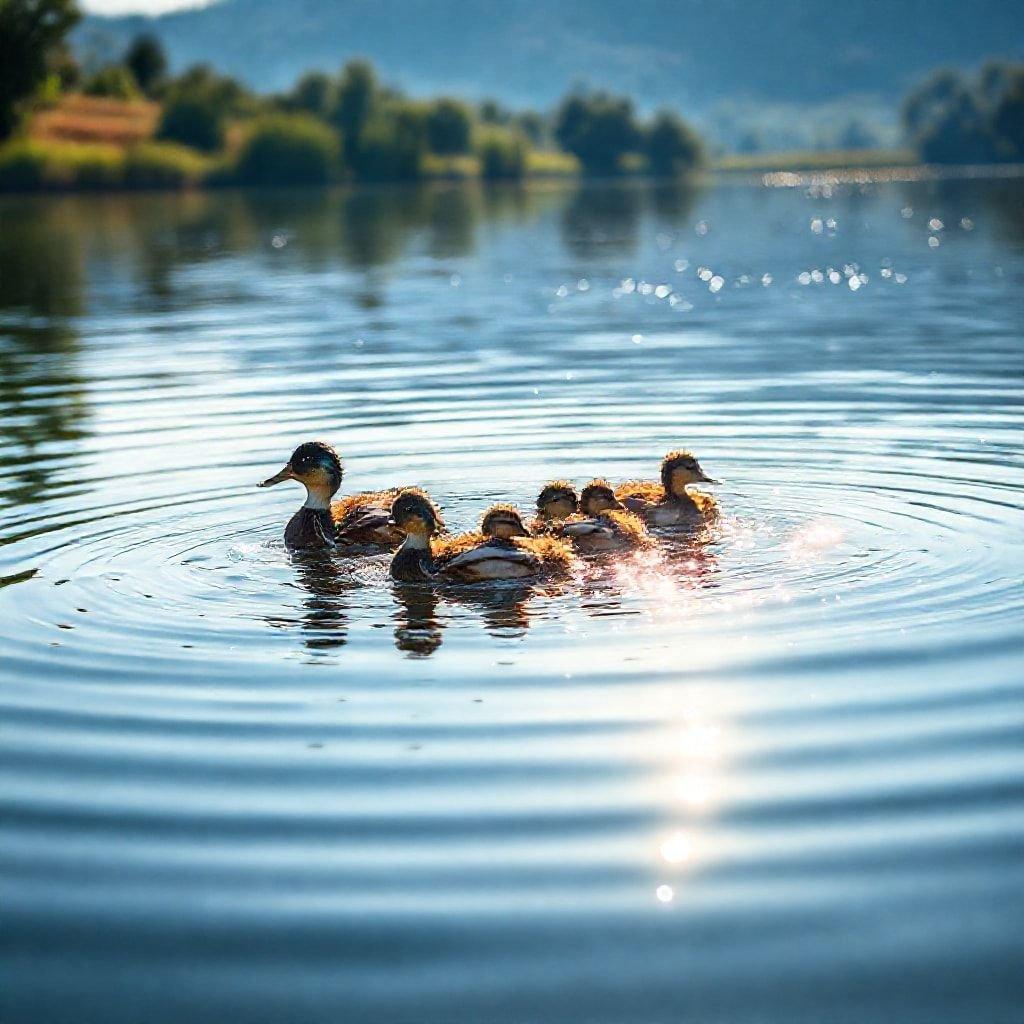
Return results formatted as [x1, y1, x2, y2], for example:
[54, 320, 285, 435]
[388, 489, 444, 548]
[580, 480, 624, 516]
[536, 481, 579, 522]
[660, 450, 720, 498]
[481, 504, 531, 540]
[260, 441, 343, 509]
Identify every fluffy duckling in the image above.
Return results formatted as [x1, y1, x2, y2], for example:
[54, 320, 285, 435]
[389, 491, 575, 583]
[558, 480, 652, 552]
[259, 441, 403, 551]
[531, 480, 580, 533]
[615, 450, 720, 526]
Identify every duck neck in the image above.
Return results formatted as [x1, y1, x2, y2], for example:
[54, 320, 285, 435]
[302, 481, 337, 510]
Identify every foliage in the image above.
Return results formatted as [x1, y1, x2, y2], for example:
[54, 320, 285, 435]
[353, 100, 426, 181]
[233, 114, 340, 186]
[902, 63, 1024, 164]
[554, 89, 641, 174]
[476, 125, 526, 179]
[425, 97, 471, 155]
[332, 59, 377, 156]
[124, 34, 167, 97]
[83, 64, 138, 100]
[0, 0, 81, 140]
[644, 109, 704, 176]
[288, 71, 334, 118]
[123, 141, 207, 187]
[0, 138, 121, 189]
[156, 91, 224, 152]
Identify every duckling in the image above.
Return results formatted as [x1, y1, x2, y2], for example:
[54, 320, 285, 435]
[389, 491, 575, 583]
[558, 480, 652, 552]
[615, 450, 720, 527]
[530, 480, 580, 533]
[259, 441, 403, 551]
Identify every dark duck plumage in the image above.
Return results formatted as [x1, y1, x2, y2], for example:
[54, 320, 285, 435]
[259, 440, 403, 551]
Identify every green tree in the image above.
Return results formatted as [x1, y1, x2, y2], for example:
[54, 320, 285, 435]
[554, 89, 641, 174]
[289, 71, 334, 118]
[425, 97, 471, 155]
[83, 64, 138, 100]
[156, 93, 224, 151]
[476, 125, 526, 179]
[991, 67, 1024, 161]
[234, 114, 340, 186]
[354, 99, 426, 181]
[644, 109, 704, 176]
[0, 0, 81, 140]
[124, 34, 167, 97]
[332, 59, 377, 156]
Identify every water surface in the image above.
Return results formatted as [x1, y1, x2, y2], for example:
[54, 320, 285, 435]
[1, 177, 1023, 1022]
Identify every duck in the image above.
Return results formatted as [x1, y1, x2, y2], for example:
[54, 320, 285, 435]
[388, 490, 576, 583]
[530, 480, 580, 534]
[259, 440, 403, 551]
[556, 480, 652, 552]
[615, 450, 720, 527]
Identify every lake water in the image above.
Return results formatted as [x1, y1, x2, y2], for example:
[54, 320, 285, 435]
[1, 175, 1022, 1023]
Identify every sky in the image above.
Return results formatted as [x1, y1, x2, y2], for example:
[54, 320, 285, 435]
[82, 0, 208, 13]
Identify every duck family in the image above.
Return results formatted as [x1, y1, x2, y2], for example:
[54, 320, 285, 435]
[259, 441, 719, 582]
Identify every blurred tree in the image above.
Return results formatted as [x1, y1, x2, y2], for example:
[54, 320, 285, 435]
[124, 34, 167, 97]
[425, 97, 471, 154]
[554, 89, 641, 174]
[83, 64, 138, 99]
[0, 0, 81, 139]
[332, 59, 378, 157]
[514, 110, 545, 146]
[289, 71, 334, 118]
[476, 125, 527, 179]
[157, 92, 224, 151]
[644, 109, 704, 176]
[233, 114, 340, 185]
[901, 64, 1024, 164]
[355, 99, 426, 181]
[479, 98, 509, 124]
[991, 67, 1024, 161]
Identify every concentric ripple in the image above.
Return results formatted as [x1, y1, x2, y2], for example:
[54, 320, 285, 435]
[1, 178, 1023, 1024]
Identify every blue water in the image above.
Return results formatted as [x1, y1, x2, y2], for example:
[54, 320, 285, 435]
[1, 175, 1022, 1022]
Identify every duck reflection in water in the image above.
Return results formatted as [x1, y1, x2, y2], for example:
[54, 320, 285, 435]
[392, 582, 445, 657]
[266, 552, 353, 652]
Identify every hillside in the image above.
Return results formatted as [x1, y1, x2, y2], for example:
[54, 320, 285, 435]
[76, 0, 1024, 123]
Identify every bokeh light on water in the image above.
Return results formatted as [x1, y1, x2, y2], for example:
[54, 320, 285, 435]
[1, 176, 1022, 1022]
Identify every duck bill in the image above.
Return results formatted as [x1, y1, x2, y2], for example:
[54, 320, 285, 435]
[697, 473, 722, 485]
[259, 463, 295, 488]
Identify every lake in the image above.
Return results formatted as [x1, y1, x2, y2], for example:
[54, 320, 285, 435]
[1, 175, 1022, 1023]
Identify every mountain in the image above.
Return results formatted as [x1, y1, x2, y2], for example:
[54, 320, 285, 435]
[75, 0, 1024, 113]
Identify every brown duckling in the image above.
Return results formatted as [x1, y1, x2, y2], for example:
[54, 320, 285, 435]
[530, 480, 580, 533]
[259, 441, 403, 551]
[389, 491, 576, 583]
[558, 480, 652, 552]
[615, 450, 720, 526]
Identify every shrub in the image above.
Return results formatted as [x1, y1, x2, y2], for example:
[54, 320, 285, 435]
[124, 142, 207, 188]
[83, 65, 139, 100]
[233, 114, 340, 186]
[157, 93, 225, 152]
[644, 109, 704, 176]
[426, 98, 472, 155]
[476, 126, 527, 179]
[0, 140, 124, 190]
[554, 89, 643, 175]
[354, 104, 426, 181]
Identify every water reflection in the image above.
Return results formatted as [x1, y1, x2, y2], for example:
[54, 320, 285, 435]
[392, 582, 444, 656]
[266, 553, 352, 652]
